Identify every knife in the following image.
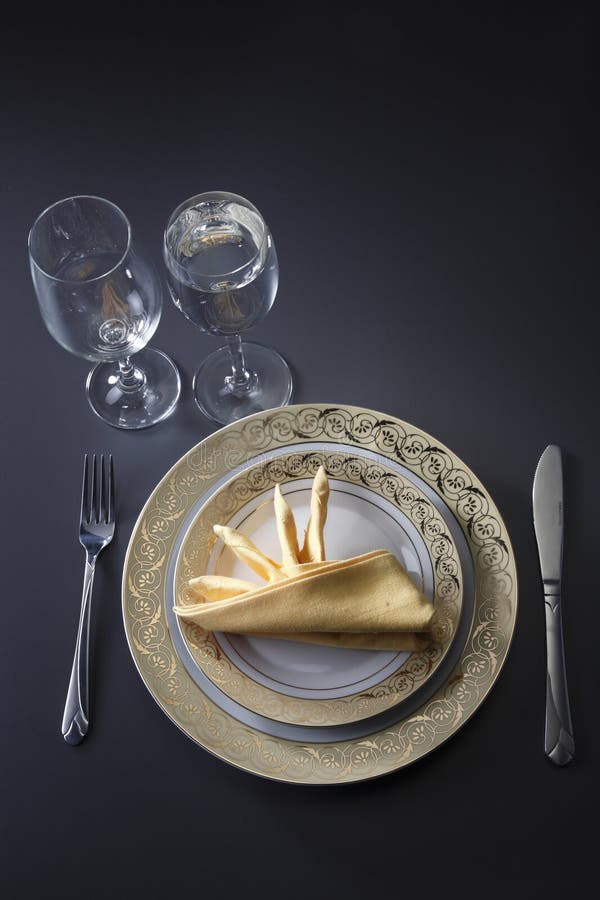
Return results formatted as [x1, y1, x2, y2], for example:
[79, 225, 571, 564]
[532, 445, 574, 766]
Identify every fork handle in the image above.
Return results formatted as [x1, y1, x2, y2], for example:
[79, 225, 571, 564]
[62, 557, 96, 745]
[544, 589, 575, 765]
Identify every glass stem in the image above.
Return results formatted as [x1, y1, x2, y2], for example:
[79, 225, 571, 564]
[225, 334, 252, 394]
[117, 356, 146, 394]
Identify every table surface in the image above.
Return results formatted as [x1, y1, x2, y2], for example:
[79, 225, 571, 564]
[2, 9, 598, 898]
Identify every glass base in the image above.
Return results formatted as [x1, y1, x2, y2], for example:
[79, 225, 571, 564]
[193, 341, 293, 425]
[86, 347, 181, 429]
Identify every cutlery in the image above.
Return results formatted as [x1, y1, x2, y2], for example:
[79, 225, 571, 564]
[532, 445, 574, 766]
[62, 454, 115, 745]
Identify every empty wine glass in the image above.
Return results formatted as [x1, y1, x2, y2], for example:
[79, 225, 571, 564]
[163, 191, 292, 425]
[28, 195, 181, 429]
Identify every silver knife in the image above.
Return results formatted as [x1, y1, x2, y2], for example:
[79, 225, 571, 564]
[532, 445, 574, 766]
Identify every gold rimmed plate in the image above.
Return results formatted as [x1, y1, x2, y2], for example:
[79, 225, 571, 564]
[123, 404, 517, 784]
[173, 451, 465, 726]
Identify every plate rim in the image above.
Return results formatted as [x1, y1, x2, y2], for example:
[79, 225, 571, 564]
[122, 402, 518, 784]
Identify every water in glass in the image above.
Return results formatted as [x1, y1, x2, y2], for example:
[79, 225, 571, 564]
[164, 198, 278, 336]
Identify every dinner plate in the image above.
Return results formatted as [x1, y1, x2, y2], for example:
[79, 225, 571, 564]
[123, 404, 517, 784]
[172, 451, 465, 726]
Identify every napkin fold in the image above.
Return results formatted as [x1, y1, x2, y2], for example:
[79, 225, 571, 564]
[174, 467, 435, 651]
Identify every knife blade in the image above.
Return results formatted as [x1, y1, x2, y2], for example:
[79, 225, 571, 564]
[532, 445, 574, 765]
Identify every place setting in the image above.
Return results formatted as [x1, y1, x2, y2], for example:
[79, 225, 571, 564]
[27, 191, 572, 783]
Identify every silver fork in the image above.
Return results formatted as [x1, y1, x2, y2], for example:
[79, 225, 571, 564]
[62, 454, 115, 745]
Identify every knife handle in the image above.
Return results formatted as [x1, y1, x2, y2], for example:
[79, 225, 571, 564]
[544, 585, 574, 766]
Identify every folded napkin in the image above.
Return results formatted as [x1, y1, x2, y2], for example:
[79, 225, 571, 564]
[174, 467, 435, 651]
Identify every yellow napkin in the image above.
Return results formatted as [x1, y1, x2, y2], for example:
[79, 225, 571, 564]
[174, 467, 435, 651]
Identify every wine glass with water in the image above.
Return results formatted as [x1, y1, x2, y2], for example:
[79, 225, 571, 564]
[163, 191, 292, 425]
[28, 195, 181, 429]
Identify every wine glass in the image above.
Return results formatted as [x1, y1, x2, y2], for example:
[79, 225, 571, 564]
[28, 195, 181, 429]
[163, 191, 292, 425]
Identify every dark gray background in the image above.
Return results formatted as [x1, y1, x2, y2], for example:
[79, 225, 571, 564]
[2, 8, 598, 898]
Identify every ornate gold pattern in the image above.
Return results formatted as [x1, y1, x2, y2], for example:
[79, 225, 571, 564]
[176, 450, 462, 725]
[123, 405, 517, 784]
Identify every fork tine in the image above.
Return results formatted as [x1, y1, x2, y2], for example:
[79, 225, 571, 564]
[90, 454, 98, 524]
[107, 454, 114, 524]
[80, 454, 89, 524]
[99, 454, 105, 523]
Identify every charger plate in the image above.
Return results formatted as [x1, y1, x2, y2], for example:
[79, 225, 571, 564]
[123, 404, 517, 784]
[172, 453, 465, 726]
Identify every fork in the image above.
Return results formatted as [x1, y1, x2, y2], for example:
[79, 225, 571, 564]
[62, 454, 115, 745]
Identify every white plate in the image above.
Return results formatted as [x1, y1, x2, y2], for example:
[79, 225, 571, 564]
[168, 443, 471, 729]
